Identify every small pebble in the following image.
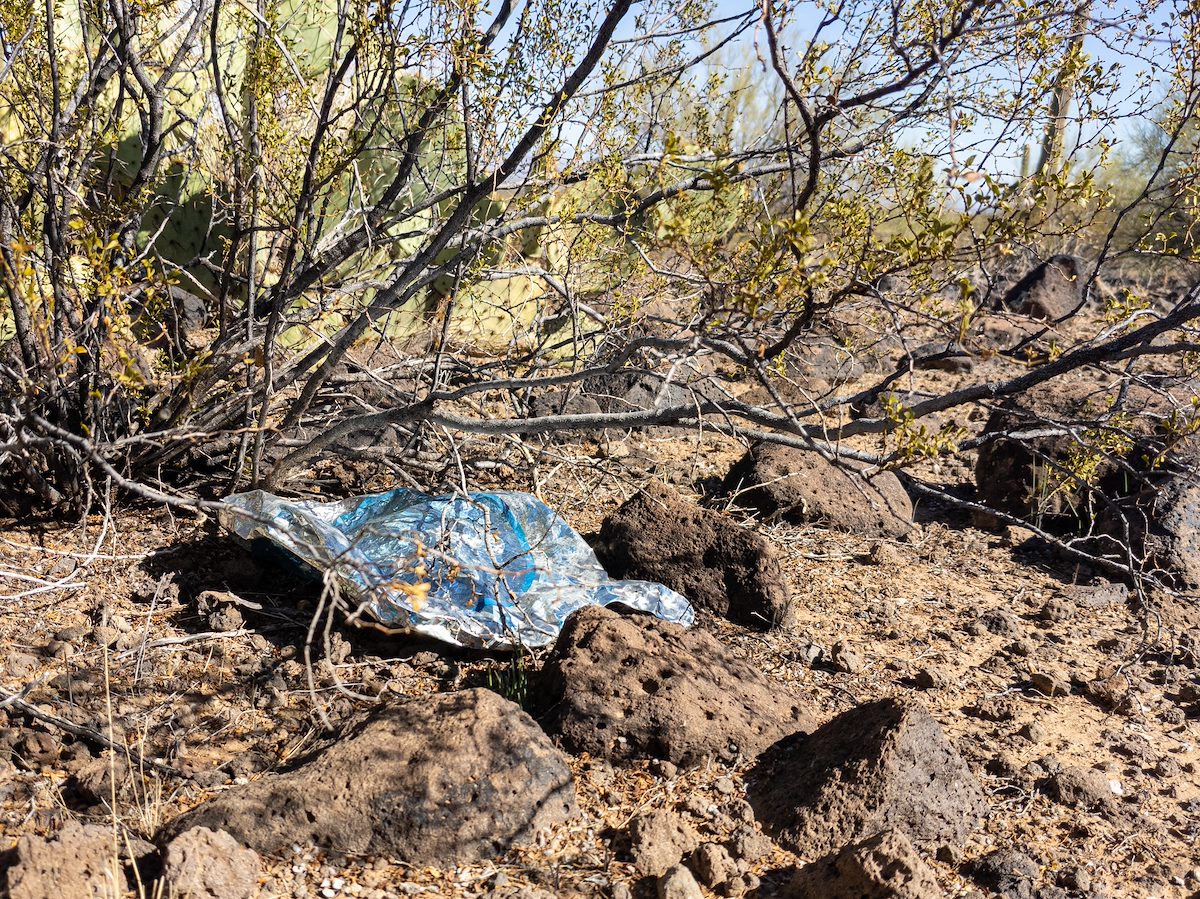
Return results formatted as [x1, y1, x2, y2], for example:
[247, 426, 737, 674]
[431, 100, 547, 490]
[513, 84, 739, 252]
[1029, 670, 1069, 697]
[1019, 722, 1046, 743]
[650, 759, 679, 780]
[830, 641, 864, 674]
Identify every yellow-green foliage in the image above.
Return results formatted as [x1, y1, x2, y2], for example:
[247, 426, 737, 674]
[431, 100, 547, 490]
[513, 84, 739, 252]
[882, 394, 968, 465]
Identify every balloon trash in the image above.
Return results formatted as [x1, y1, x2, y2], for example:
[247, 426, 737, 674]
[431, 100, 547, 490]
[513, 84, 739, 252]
[221, 489, 695, 648]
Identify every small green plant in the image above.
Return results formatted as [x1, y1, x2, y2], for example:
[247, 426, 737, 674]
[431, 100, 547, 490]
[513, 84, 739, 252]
[485, 647, 536, 710]
[1145, 398, 1200, 470]
[883, 394, 967, 465]
[1032, 408, 1137, 527]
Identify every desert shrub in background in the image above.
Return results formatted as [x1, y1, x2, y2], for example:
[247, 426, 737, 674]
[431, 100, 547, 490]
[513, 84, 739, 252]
[0, 0, 1197, 588]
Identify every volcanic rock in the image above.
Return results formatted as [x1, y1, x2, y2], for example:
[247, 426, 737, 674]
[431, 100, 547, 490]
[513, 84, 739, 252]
[593, 483, 793, 628]
[162, 827, 261, 899]
[747, 697, 985, 857]
[724, 443, 913, 538]
[159, 689, 577, 865]
[787, 830, 947, 899]
[539, 606, 816, 766]
[1001, 255, 1087, 321]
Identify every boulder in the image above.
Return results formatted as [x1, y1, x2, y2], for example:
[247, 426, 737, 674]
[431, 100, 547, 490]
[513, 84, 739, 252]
[724, 443, 913, 538]
[975, 380, 1198, 536]
[1000, 255, 1087, 321]
[1096, 448, 1200, 588]
[747, 697, 985, 857]
[538, 606, 816, 766]
[583, 369, 689, 414]
[974, 380, 1118, 526]
[159, 689, 577, 864]
[850, 389, 938, 423]
[592, 483, 794, 629]
[787, 830, 947, 899]
[161, 827, 260, 899]
[4, 820, 123, 899]
[525, 390, 605, 442]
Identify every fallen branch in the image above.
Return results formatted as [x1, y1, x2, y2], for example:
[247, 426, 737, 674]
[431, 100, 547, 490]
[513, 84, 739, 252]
[0, 688, 184, 779]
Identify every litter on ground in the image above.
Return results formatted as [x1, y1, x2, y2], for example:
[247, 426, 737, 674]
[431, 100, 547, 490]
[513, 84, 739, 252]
[222, 488, 695, 648]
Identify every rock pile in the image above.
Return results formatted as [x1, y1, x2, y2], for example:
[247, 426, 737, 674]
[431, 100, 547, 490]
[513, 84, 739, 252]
[0, 602, 997, 899]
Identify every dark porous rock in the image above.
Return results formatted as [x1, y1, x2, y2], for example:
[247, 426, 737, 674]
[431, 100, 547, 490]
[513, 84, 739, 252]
[1064, 581, 1127, 609]
[162, 827, 261, 899]
[979, 379, 1198, 534]
[3, 652, 39, 679]
[5, 820, 126, 899]
[66, 756, 132, 807]
[740, 375, 832, 411]
[583, 369, 690, 414]
[787, 830, 947, 899]
[657, 864, 704, 899]
[912, 340, 975, 373]
[1036, 596, 1073, 623]
[1087, 669, 1142, 715]
[728, 824, 774, 864]
[723, 443, 913, 538]
[974, 380, 1118, 526]
[592, 483, 794, 629]
[12, 729, 62, 770]
[747, 697, 985, 857]
[159, 688, 577, 865]
[968, 607, 1023, 637]
[975, 315, 1052, 355]
[912, 665, 951, 691]
[968, 848, 1041, 899]
[629, 809, 699, 877]
[525, 390, 605, 442]
[1029, 669, 1071, 698]
[538, 606, 816, 767]
[849, 389, 939, 425]
[793, 339, 867, 386]
[965, 696, 1020, 723]
[829, 641, 865, 675]
[208, 605, 244, 633]
[691, 841, 738, 890]
[1176, 629, 1200, 669]
[1000, 254, 1087, 321]
[1095, 452, 1200, 589]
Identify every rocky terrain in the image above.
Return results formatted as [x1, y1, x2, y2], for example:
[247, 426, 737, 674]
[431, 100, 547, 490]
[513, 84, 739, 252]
[1, 270, 1199, 899]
